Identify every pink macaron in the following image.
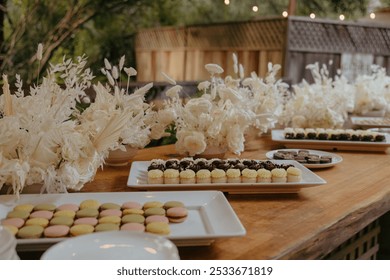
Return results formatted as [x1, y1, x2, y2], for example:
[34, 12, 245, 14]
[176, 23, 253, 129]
[1, 217, 25, 228]
[29, 210, 54, 220]
[56, 203, 79, 212]
[44, 225, 70, 238]
[120, 223, 145, 232]
[166, 207, 188, 223]
[122, 201, 143, 210]
[73, 217, 98, 226]
[145, 215, 169, 224]
[99, 209, 122, 217]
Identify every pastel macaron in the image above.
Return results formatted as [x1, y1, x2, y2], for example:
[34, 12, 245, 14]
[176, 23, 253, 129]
[94, 223, 119, 232]
[53, 210, 76, 219]
[144, 207, 166, 217]
[76, 208, 99, 218]
[1, 217, 25, 228]
[56, 203, 79, 212]
[44, 225, 70, 238]
[13, 204, 34, 213]
[145, 215, 169, 224]
[100, 202, 121, 210]
[17, 225, 44, 239]
[79, 199, 100, 210]
[121, 201, 143, 210]
[120, 223, 145, 232]
[29, 210, 54, 220]
[163, 201, 185, 210]
[98, 216, 121, 225]
[146, 222, 171, 235]
[3, 225, 18, 236]
[166, 207, 188, 223]
[121, 214, 145, 224]
[49, 216, 74, 227]
[99, 209, 122, 217]
[73, 217, 98, 226]
[143, 201, 164, 210]
[6, 210, 30, 220]
[33, 203, 56, 212]
[25, 218, 49, 228]
[70, 224, 94, 236]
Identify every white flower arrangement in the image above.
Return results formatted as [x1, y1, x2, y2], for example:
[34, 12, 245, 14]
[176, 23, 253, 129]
[353, 65, 390, 116]
[0, 52, 161, 195]
[281, 62, 355, 128]
[159, 55, 281, 156]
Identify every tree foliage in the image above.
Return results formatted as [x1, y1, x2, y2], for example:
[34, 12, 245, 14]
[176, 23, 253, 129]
[0, 0, 385, 84]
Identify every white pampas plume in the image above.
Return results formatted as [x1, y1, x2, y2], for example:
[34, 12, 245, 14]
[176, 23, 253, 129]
[239, 64, 244, 80]
[133, 82, 153, 96]
[119, 55, 125, 71]
[161, 72, 176, 85]
[205, 64, 224, 75]
[233, 53, 238, 74]
[104, 58, 112, 70]
[112, 66, 119, 80]
[2, 74, 13, 116]
[37, 43, 43, 61]
[124, 67, 137, 77]
[106, 71, 115, 86]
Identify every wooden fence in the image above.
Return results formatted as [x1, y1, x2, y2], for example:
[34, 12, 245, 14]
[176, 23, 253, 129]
[135, 16, 390, 84]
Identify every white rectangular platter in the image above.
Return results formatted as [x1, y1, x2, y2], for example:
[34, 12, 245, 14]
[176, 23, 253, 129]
[271, 129, 390, 152]
[0, 191, 246, 251]
[350, 116, 390, 128]
[127, 160, 326, 194]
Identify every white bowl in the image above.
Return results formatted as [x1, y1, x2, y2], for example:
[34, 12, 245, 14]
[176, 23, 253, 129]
[40, 231, 180, 260]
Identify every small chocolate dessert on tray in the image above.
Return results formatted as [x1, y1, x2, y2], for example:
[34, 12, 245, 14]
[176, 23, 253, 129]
[271, 128, 390, 152]
[265, 149, 343, 169]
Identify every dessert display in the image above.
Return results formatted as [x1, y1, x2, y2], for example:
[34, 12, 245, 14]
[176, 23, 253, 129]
[1, 200, 188, 239]
[146, 158, 302, 184]
[283, 127, 386, 142]
[271, 149, 333, 164]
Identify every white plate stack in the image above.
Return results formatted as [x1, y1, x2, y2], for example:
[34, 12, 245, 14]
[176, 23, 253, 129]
[0, 226, 19, 260]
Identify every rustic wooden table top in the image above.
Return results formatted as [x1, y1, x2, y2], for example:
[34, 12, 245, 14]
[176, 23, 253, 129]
[79, 135, 390, 260]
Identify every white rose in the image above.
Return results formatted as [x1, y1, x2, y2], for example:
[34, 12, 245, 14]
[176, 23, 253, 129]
[182, 132, 207, 156]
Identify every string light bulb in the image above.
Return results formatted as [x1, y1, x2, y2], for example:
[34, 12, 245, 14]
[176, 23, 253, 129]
[309, 13, 315, 19]
[370, 12, 376, 19]
[224, 0, 230, 5]
[252, 5, 258, 12]
[339, 14, 345, 21]
[282, 11, 288, 17]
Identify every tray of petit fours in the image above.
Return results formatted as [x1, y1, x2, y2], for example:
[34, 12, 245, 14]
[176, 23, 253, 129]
[271, 128, 390, 152]
[0, 191, 246, 250]
[127, 158, 326, 194]
[265, 149, 343, 169]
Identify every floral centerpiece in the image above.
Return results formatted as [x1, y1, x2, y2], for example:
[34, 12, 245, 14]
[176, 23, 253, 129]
[281, 62, 355, 128]
[158, 56, 280, 157]
[353, 65, 390, 116]
[0, 49, 163, 195]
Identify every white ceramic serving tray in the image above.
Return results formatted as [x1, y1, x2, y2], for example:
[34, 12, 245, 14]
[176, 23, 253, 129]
[350, 117, 390, 128]
[271, 129, 390, 152]
[0, 191, 246, 251]
[127, 160, 326, 194]
[265, 149, 343, 169]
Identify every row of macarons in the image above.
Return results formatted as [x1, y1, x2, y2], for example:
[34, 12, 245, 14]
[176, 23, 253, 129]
[283, 127, 386, 142]
[2, 200, 188, 238]
[147, 164, 303, 184]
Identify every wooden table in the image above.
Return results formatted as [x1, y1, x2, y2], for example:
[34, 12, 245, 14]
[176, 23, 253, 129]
[76, 135, 390, 260]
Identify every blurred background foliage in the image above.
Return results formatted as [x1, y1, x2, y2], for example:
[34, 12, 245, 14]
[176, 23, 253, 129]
[0, 0, 388, 84]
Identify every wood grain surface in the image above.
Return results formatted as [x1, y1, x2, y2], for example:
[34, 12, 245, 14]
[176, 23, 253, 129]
[78, 135, 390, 259]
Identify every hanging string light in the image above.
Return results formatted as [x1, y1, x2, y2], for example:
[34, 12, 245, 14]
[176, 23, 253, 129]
[309, 13, 315, 19]
[282, 11, 288, 17]
[224, 0, 230, 5]
[339, 14, 345, 20]
[252, 5, 259, 12]
[369, 12, 376, 19]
